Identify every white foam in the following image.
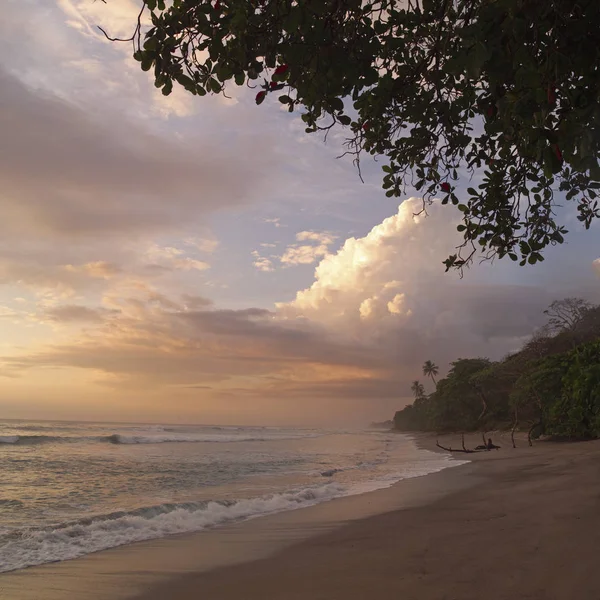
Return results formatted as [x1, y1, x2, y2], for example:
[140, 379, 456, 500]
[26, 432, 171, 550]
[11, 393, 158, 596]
[109, 432, 321, 444]
[0, 451, 467, 573]
[0, 483, 346, 573]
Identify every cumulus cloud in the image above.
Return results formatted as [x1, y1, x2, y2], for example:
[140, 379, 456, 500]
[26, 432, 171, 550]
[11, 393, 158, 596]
[280, 230, 338, 266]
[2, 199, 555, 412]
[251, 251, 275, 273]
[279, 198, 551, 368]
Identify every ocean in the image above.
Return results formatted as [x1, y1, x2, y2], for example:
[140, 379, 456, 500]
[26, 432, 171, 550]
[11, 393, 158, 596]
[0, 420, 464, 573]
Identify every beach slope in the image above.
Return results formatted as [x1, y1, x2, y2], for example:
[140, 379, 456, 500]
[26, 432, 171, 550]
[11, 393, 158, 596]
[136, 436, 600, 600]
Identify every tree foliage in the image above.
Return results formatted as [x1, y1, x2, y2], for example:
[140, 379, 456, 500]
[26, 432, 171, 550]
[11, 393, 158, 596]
[115, 0, 600, 270]
[410, 380, 426, 400]
[394, 298, 600, 439]
[422, 360, 439, 387]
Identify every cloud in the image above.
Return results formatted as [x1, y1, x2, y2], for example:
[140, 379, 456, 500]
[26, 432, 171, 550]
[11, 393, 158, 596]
[594, 258, 600, 277]
[43, 305, 120, 324]
[279, 198, 551, 367]
[280, 230, 338, 266]
[184, 237, 219, 254]
[64, 262, 121, 279]
[145, 245, 210, 272]
[2, 294, 380, 394]
[0, 259, 120, 295]
[251, 251, 275, 273]
[263, 218, 284, 228]
[296, 231, 337, 244]
[2, 199, 555, 411]
[0, 66, 275, 242]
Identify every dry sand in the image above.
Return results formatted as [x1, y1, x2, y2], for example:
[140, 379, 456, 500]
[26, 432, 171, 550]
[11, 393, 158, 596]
[2, 434, 599, 600]
[134, 434, 600, 600]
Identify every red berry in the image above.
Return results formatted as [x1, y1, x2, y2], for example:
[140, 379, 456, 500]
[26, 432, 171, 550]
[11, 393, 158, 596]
[440, 182, 451, 193]
[554, 145, 563, 162]
[214, 0, 221, 10]
[274, 64, 288, 75]
[362, 122, 370, 131]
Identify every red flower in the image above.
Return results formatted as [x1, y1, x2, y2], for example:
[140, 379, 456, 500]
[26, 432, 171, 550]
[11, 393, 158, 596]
[440, 182, 451, 193]
[255, 91, 266, 105]
[274, 64, 288, 75]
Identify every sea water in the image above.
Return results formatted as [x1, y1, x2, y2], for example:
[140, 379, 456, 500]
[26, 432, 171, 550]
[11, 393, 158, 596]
[0, 420, 464, 573]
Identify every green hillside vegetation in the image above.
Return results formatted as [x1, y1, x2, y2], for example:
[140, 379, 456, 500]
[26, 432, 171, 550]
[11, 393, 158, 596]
[394, 298, 600, 441]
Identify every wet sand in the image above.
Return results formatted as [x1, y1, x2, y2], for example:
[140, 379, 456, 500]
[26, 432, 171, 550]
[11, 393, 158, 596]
[135, 434, 600, 600]
[3, 434, 599, 600]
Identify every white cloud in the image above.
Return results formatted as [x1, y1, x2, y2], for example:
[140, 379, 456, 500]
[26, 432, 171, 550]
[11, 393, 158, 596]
[280, 230, 338, 266]
[296, 231, 337, 245]
[145, 245, 210, 272]
[263, 218, 283, 228]
[278, 198, 549, 363]
[251, 251, 275, 273]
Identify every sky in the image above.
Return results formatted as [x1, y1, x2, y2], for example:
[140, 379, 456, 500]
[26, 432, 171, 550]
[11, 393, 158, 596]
[0, 0, 599, 426]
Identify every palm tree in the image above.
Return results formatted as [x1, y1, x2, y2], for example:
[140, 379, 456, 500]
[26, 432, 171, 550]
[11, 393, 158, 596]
[422, 360, 439, 388]
[410, 380, 426, 400]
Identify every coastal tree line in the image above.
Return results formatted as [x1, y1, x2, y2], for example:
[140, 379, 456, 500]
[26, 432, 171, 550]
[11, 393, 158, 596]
[394, 298, 600, 442]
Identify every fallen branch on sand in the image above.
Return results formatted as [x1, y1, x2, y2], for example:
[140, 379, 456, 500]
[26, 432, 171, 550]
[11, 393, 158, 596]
[436, 433, 500, 454]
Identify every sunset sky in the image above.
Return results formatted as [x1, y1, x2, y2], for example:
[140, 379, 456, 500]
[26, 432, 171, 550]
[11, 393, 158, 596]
[1, 0, 599, 426]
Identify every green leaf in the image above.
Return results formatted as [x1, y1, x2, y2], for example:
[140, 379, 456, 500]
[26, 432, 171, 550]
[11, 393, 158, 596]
[338, 115, 351, 126]
[330, 97, 344, 112]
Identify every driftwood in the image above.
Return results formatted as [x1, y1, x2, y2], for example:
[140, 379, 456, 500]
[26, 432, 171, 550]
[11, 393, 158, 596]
[436, 436, 500, 454]
[436, 440, 477, 453]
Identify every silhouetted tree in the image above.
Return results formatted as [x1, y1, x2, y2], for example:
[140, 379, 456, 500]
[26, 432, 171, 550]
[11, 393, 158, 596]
[410, 380, 426, 401]
[422, 360, 439, 389]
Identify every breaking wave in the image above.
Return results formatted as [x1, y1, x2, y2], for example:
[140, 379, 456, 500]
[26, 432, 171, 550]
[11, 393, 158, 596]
[0, 432, 322, 446]
[0, 483, 348, 573]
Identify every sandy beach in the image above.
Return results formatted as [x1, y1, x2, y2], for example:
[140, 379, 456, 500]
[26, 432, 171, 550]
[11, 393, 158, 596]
[136, 434, 600, 600]
[2, 434, 599, 600]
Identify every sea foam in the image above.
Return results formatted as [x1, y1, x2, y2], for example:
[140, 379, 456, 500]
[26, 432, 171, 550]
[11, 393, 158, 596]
[0, 483, 346, 573]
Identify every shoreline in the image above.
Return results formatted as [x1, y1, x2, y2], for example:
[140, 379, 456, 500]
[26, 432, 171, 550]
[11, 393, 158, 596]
[4, 434, 598, 600]
[0, 435, 473, 600]
[135, 434, 600, 600]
